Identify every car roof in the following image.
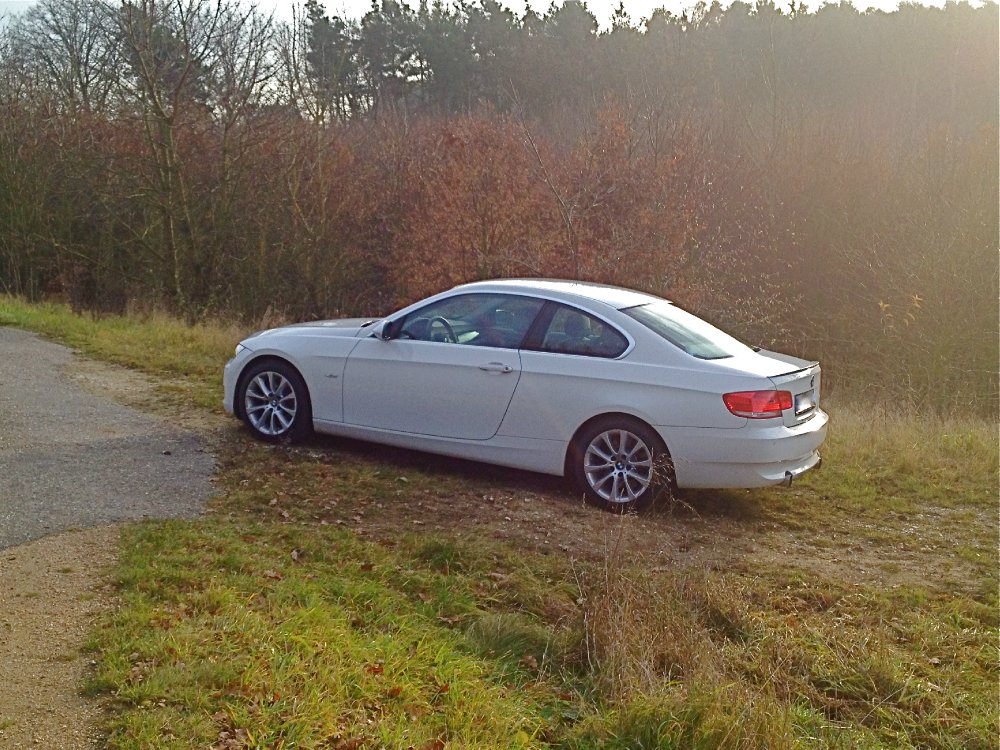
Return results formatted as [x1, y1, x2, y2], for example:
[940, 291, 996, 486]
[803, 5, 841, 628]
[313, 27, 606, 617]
[451, 278, 663, 310]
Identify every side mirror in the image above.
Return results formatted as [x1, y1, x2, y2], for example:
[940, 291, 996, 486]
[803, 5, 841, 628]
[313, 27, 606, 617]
[375, 319, 403, 340]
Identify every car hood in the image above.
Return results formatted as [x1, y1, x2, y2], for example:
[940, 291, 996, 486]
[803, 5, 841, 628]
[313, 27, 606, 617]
[245, 318, 380, 344]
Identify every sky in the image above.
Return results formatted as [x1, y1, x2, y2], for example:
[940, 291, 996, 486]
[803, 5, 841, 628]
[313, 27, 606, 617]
[0, 0, 958, 30]
[0, 0, 31, 19]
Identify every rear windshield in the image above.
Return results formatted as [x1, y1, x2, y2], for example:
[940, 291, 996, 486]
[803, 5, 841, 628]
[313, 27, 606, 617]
[622, 302, 752, 360]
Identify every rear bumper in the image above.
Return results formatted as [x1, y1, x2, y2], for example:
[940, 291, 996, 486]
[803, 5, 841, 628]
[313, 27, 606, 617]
[659, 409, 829, 489]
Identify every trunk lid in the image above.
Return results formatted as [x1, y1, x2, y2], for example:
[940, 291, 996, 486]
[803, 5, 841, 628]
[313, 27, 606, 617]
[759, 349, 822, 426]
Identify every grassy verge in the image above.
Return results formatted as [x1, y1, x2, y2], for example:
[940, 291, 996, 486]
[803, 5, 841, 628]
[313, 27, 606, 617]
[3, 297, 997, 749]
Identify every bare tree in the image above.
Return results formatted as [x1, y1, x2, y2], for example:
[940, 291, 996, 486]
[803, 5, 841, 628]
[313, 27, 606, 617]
[209, 2, 276, 127]
[9, 0, 119, 113]
[117, 0, 224, 313]
[274, 2, 358, 124]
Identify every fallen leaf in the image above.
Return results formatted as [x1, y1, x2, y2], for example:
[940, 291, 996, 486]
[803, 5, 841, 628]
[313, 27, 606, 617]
[263, 570, 282, 580]
[210, 727, 250, 750]
[366, 664, 384, 675]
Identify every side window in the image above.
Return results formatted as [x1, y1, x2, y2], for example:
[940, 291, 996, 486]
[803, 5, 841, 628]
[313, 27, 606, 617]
[537, 305, 628, 358]
[398, 293, 543, 349]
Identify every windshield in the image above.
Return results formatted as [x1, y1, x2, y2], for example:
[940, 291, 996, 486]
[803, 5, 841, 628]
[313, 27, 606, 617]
[622, 302, 752, 360]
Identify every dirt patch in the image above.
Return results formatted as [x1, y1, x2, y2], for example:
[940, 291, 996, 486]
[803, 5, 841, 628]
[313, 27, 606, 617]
[65, 356, 228, 434]
[238, 437, 992, 598]
[0, 526, 116, 750]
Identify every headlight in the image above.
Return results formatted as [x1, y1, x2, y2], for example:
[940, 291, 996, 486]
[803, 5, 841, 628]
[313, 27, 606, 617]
[235, 343, 248, 357]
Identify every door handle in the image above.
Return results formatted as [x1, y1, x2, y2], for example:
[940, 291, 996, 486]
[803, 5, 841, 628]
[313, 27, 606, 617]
[479, 362, 514, 373]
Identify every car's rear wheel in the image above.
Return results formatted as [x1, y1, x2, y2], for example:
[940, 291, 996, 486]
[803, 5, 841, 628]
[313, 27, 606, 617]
[570, 417, 672, 512]
[239, 360, 313, 443]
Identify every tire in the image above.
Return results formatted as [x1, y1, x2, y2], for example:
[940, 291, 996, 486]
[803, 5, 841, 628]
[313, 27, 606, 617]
[569, 417, 673, 512]
[238, 359, 313, 444]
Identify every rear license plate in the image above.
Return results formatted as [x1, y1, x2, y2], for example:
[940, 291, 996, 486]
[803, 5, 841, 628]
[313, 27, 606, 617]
[795, 390, 816, 415]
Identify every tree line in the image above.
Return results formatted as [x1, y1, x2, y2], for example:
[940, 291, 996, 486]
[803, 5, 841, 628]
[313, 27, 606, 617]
[0, 0, 996, 411]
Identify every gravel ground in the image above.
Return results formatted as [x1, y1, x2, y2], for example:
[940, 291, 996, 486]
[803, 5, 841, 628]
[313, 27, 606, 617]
[0, 327, 216, 748]
[0, 527, 116, 749]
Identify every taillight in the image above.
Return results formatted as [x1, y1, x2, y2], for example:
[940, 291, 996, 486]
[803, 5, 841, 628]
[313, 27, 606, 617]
[723, 390, 792, 419]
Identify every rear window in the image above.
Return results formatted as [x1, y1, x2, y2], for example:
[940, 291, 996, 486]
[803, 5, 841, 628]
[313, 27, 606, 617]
[622, 302, 752, 360]
[537, 305, 628, 358]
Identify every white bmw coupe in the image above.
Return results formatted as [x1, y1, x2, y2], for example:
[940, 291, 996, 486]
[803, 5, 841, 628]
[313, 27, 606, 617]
[224, 279, 827, 510]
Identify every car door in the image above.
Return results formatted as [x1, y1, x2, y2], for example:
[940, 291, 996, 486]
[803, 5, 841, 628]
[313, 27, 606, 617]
[342, 293, 544, 440]
[500, 302, 633, 441]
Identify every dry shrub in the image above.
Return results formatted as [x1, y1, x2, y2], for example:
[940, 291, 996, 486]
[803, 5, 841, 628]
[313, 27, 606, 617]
[570, 519, 803, 747]
[575, 518, 728, 698]
[388, 105, 775, 319]
[393, 113, 564, 301]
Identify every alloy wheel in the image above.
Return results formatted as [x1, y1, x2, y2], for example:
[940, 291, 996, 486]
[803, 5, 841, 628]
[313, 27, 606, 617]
[244, 371, 298, 437]
[583, 428, 654, 505]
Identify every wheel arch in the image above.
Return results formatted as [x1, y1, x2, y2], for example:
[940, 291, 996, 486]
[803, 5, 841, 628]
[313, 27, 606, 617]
[563, 411, 669, 477]
[233, 354, 310, 421]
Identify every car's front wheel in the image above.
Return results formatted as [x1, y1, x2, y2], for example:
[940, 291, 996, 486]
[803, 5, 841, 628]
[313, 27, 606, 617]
[570, 417, 672, 512]
[239, 360, 313, 443]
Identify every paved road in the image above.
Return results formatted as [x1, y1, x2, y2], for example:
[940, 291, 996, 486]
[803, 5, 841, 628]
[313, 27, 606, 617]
[0, 328, 213, 549]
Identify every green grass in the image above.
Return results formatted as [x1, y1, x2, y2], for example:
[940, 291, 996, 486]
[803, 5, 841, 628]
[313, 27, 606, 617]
[4, 296, 997, 749]
[86, 517, 999, 749]
[89, 521, 560, 749]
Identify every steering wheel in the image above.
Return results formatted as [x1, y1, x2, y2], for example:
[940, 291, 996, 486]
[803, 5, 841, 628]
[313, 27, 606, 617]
[428, 316, 457, 343]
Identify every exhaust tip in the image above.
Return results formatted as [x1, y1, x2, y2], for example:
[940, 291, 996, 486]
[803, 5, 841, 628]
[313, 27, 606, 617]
[783, 470, 794, 487]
